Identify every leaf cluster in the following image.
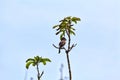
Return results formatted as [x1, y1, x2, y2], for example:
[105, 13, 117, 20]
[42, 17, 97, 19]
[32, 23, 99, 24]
[26, 56, 51, 69]
[53, 16, 81, 39]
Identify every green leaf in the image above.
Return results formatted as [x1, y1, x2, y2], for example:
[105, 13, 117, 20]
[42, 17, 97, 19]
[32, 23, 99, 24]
[53, 25, 59, 29]
[42, 61, 46, 65]
[26, 58, 35, 62]
[61, 23, 66, 27]
[43, 58, 51, 62]
[56, 27, 60, 31]
[60, 31, 65, 40]
[72, 17, 81, 24]
[70, 30, 75, 35]
[73, 20, 77, 24]
[34, 56, 41, 63]
[34, 56, 38, 63]
[26, 61, 33, 69]
[76, 17, 81, 21]
[70, 27, 75, 31]
[41, 58, 51, 65]
[60, 34, 63, 40]
[56, 31, 61, 35]
[32, 63, 36, 66]
[65, 16, 71, 20]
[72, 17, 80, 21]
[25, 56, 51, 70]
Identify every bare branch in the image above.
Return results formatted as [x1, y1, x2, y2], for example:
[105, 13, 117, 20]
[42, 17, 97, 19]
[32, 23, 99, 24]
[36, 64, 40, 80]
[52, 44, 59, 49]
[68, 44, 77, 53]
[52, 44, 67, 51]
[40, 71, 44, 79]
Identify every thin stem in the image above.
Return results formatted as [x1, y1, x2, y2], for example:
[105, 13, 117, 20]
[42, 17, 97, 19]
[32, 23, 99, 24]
[36, 64, 40, 80]
[66, 52, 72, 80]
[66, 20, 72, 80]
[52, 44, 67, 51]
[66, 20, 71, 52]
[62, 21, 72, 80]
[68, 31, 71, 52]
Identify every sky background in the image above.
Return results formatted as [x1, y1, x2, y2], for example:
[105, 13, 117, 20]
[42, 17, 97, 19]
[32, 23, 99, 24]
[0, 0, 120, 80]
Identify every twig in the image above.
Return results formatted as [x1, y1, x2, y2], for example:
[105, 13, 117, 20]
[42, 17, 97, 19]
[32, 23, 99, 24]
[40, 71, 44, 79]
[69, 44, 77, 53]
[52, 44, 66, 51]
[36, 64, 40, 80]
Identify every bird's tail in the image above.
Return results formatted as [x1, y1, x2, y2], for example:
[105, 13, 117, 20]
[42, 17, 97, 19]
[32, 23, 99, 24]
[58, 48, 61, 53]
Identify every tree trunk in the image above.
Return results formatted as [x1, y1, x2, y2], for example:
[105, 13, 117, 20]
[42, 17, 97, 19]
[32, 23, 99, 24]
[66, 53, 72, 80]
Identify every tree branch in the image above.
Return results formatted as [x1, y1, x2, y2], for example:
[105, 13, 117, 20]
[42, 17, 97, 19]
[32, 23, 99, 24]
[69, 44, 77, 53]
[36, 64, 40, 80]
[52, 44, 66, 51]
[39, 71, 44, 79]
[66, 52, 72, 80]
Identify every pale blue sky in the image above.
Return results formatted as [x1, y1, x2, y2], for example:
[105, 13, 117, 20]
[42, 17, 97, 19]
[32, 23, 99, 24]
[0, 0, 120, 80]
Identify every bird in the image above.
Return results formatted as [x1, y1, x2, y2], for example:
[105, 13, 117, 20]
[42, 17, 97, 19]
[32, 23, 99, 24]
[58, 37, 66, 53]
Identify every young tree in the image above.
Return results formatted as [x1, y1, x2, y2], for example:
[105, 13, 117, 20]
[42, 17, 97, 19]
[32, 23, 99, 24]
[26, 56, 51, 80]
[53, 16, 81, 80]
